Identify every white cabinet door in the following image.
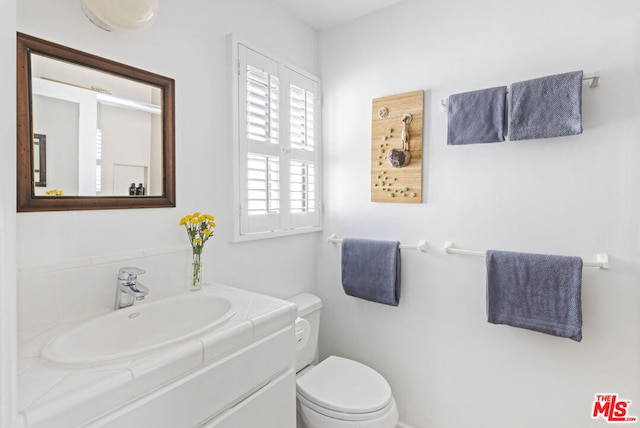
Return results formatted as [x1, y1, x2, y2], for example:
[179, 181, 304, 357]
[90, 327, 294, 428]
[202, 369, 295, 428]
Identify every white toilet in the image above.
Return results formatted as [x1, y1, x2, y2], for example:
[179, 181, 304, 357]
[288, 293, 399, 428]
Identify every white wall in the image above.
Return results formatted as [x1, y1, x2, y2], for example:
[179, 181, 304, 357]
[32, 95, 81, 194]
[0, 0, 17, 425]
[318, 0, 640, 427]
[99, 105, 152, 196]
[16, 0, 320, 314]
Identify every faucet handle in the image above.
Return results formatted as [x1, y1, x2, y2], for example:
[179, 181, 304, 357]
[118, 266, 146, 281]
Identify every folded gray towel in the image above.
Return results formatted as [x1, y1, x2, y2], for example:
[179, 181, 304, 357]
[486, 250, 583, 342]
[447, 86, 507, 145]
[341, 238, 401, 306]
[509, 70, 583, 141]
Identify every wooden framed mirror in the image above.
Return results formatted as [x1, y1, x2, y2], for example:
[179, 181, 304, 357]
[17, 32, 175, 212]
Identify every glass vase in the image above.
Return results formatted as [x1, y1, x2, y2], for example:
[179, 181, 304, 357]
[191, 249, 203, 291]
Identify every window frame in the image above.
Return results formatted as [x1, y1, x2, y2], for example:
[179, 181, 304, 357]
[230, 36, 323, 242]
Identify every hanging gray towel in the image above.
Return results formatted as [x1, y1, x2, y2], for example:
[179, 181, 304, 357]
[447, 86, 507, 145]
[341, 238, 401, 306]
[486, 250, 583, 342]
[509, 70, 583, 141]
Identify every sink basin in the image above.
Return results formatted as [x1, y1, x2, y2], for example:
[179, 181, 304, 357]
[41, 294, 236, 367]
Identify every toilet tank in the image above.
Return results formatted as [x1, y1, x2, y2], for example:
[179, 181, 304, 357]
[287, 293, 322, 372]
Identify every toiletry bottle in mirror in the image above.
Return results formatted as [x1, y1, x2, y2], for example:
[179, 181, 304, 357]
[136, 183, 145, 196]
[129, 183, 136, 196]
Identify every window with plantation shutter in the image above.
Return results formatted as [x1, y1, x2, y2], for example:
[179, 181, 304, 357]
[232, 40, 322, 240]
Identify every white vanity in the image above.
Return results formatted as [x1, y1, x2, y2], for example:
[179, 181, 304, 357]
[17, 284, 297, 428]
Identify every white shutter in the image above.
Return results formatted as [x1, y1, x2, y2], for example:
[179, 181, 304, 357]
[95, 129, 102, 193]
[239, 46, 281, 234]
[234, 40, 321, 240]
[290, 160, 314, 213]
[246, 65, 280, 145]
[288, 69, 320, 229]
[289, 90, 315, 152]
[247, 153, 280, 215]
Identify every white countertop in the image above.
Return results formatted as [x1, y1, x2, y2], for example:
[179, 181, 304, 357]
[17, 284, 297, 428]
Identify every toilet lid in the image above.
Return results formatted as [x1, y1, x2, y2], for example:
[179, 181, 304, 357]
[296, 356, 393, 414]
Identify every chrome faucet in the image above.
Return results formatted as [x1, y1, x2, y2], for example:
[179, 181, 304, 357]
[115, 267, 149, 309]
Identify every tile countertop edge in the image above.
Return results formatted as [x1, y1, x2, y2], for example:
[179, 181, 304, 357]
[199, 283, 298, 362]
[22, 369, 134, 428]
[18, 283, 297, 428]
[204, 283, 299, 328]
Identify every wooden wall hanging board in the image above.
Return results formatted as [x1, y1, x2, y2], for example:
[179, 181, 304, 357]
[371, 90, 424, 203]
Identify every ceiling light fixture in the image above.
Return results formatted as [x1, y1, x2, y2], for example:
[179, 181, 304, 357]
[81, 0, 158, 32]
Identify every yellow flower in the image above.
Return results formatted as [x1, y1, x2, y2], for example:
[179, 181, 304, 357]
[180, 211, 216, 251]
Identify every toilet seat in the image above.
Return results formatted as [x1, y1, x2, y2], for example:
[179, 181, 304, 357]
[296, 356, 393, 421]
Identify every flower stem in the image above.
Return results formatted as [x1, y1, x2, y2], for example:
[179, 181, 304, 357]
[192, 250, 202, 287]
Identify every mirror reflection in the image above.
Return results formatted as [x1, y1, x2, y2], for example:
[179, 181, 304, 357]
[30, 53, 163, 197]
[33, 133, 46, 187]
[17, 32, 175, 212]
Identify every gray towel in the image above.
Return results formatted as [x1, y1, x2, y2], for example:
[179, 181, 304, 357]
[509, 70, 583, 141]
[447, 86, 507, 145]
[341, 238, 401, 306]
[486, 250, 583, 342]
